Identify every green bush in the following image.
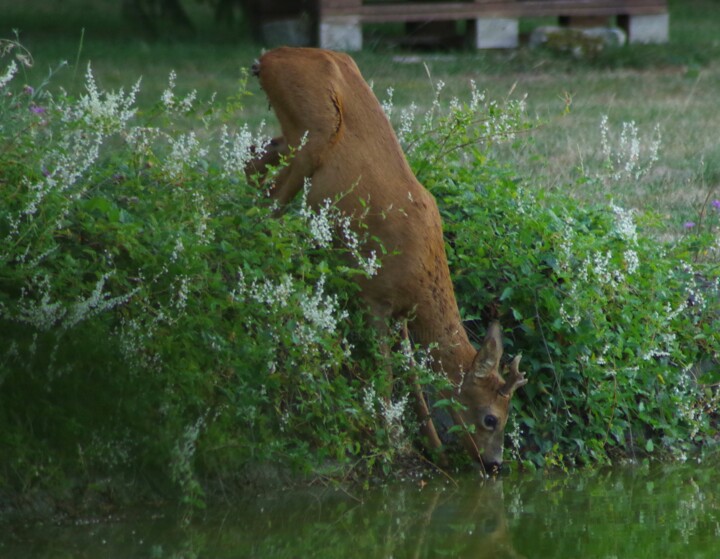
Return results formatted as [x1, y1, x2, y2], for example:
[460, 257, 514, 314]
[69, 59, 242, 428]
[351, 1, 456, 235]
[0, 49, 406, 502]
[393, 80, 720, 467]
[0, 43, 718, 508]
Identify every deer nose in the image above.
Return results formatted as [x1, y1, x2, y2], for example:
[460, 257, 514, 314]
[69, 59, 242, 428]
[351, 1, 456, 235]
[483, 461, 502, 475]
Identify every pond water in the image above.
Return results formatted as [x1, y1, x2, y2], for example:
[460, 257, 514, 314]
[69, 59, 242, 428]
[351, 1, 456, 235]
[2, 463, 719, 558]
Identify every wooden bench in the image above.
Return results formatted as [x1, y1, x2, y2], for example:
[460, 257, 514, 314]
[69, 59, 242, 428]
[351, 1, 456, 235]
[317, 0, 669, 50]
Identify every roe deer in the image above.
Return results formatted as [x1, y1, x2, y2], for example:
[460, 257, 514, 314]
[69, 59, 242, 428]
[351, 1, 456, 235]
[248, 47, 526, 472]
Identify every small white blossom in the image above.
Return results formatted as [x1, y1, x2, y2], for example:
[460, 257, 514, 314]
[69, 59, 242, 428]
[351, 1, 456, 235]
[165, 131, 208, 179]
[162, 70, 177, 109]
[598, 115, 661, 183]
[220, 124, 264, 179]
[67, 64, 140, 134]
[611, 203, 638, 243]
[398, 102, 418, 146]
[0, 59, 17, 89]
[300, 275, 348, 337]
[381, 87, 394, 117]
[624, 249, 640, 275]
[363, 386, 377, 414]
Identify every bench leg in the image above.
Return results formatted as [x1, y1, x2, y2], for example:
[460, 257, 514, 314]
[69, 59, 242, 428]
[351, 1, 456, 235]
[319, 16, 363, 51]
[473, 17, 519, 49]
[621, 13, 669, 44]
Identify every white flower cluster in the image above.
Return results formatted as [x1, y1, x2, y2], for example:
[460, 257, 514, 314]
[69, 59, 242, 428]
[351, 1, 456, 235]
[65, 272, 139, 329]
[397, 332, 435, 375]
[165, 131, 208, 180]
[483, 98, 527, 143]
[299, 274, 348, 339]
[0, 271, 138, 336]
[424, 79, 445, 130]
[362, 384, 409, 445]
[506, 416, 523, 459]
[362, 385, 377, 414]
[118, 314, 162, 374]
[234, 272, 290, 312]
[18, 135, 97, 232]
[300, 188, 334, 248]
[610, 202, 638, 243]
[192, 191, 212, 245]
[0, 59, 17, 90]
[65, 64, 140, 135]
[125, 125, 161, 156]
[558, 200, 645, 330]
[298, 179, 381, 277]
[234, 271, 350, 368]
[469, 79, 486, 111]
[559, 294, 581, 329]
[380, 393, 409, 443]
[170, 414, 206, 498]
[7, 65, 145, 242]
[599, 115, 661, 183]
[381, 86, 394, 117]
[674, 365, 718, 445]
[161, 70, 197, 113]
[383, 77, 526, 154]
[219, 123, 269, 179]
[86, 431, 133, 469]
[397, 102, 418, 146]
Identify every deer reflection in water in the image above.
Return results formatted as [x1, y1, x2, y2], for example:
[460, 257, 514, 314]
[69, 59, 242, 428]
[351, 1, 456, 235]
[387, 479, 525, 559]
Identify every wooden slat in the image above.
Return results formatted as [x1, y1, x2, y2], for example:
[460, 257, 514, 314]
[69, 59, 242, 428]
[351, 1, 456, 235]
[320, 0, 668, 21]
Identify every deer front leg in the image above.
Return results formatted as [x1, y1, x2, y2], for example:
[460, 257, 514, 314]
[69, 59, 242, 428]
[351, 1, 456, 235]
[244, 136, 287, 191]
[399, 323, 448, 467]
[369, 304, 447, 467]
[245, 136, 304, 208]
[244, 135, 320, 212]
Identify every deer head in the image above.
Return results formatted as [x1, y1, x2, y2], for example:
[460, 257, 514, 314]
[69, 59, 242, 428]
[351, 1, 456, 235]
[449, 323, 527, 473]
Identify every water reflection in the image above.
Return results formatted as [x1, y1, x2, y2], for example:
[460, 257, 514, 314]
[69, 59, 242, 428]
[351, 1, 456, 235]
[196, 477, 522, 559]
[250, 478, 522, 559]
[2, 464, 720, 558]
[0, 477, 521, 559]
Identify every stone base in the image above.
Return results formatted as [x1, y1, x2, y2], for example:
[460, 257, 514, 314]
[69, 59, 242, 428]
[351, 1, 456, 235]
[624, 13, 669, 44]
[474, 18, 519, 49]
[319, 16, 362, 51]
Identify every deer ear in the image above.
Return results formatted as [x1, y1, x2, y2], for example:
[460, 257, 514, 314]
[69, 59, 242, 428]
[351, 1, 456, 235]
[470, 322, 504, 379]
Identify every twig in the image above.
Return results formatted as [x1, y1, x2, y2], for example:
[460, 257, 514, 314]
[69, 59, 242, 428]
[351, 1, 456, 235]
[412, 449, 459, 487]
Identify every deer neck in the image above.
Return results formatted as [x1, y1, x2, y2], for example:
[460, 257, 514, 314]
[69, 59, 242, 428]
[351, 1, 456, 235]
[408, 293, 476, 386]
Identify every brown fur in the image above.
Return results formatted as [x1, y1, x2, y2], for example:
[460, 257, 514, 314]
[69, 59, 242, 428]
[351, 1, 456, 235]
[250, 47, 526, 471]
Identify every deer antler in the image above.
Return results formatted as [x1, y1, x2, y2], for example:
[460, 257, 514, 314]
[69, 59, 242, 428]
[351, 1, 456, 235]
[499, 355, 527, 398]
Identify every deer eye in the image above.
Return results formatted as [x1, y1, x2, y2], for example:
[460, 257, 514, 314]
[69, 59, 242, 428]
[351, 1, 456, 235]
[483, 414, 498, 430]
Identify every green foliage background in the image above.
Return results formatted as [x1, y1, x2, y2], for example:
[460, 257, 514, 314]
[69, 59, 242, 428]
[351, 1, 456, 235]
[0, 42, 718, 506]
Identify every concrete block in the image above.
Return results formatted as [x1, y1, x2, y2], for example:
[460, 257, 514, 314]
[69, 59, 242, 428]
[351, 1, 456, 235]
[627, 13, 669, 44]
[320, 16, 362, 51]
[474, 17, 519, 49]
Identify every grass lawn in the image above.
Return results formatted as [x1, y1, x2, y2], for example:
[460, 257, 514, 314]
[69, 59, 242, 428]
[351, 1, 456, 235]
[2, 0, 719, 230]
